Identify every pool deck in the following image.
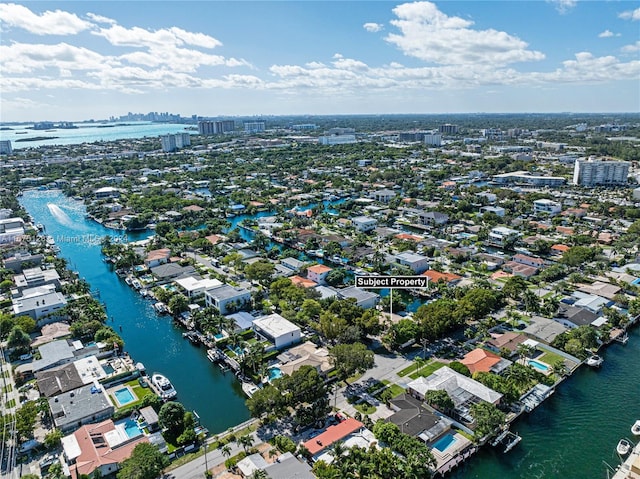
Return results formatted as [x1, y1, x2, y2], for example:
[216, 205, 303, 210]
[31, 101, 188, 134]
[430, 432, 473, 470]
[108, 384, 139, 408]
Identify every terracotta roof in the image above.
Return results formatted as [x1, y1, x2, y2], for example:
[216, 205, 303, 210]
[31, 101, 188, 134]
[302, 418, 363, 455]
[487, 332, 527, 352]
[556, 226, 575, 235]
[183, 205, 204, 212]
[395, 233, 423, 242]
[308, 264, 332, 274]
[460, 348, 502, 374]
[422, 270, 462, 283]
[551, 244, 570, 252]
[205, 234, 222, 245]
[68, 420, 149, 477]
[146, 248, 171, 261]
[290, 276, 317, 288]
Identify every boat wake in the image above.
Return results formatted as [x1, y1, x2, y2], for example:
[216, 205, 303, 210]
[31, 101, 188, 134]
[47, 203, 75, 227]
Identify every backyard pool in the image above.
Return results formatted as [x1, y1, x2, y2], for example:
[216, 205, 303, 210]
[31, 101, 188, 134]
[119, 419, 144, 438]
[433, 433, 458, 453]
[528, 359, 550, 373]
[113, 387, 137, 407]
[268, 367, 283, 381]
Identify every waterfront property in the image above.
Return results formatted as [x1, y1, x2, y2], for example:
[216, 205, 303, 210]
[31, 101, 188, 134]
[49, 383, 115, 432]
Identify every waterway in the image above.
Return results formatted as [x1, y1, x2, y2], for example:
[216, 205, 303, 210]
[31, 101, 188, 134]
[452, 325, 640, 479]
[2, 122, 193, 149]
[21, 190, 640, 477]
[20, 190, 250, 433]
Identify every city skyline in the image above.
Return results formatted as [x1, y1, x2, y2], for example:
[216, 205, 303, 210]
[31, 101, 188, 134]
[1, 1, 639, 122]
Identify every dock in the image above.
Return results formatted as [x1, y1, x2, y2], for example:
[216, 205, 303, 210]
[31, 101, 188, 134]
[489, 428, 521, 453]
[611, 439, 640, 478]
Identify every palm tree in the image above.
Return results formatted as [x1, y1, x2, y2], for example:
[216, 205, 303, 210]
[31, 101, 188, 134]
[550, 359, 568, 378]
[331, 441, 347, 464]
[249, 470, 268, 479]
[237, 434, 254, 452]
[220, 444, 232, 459]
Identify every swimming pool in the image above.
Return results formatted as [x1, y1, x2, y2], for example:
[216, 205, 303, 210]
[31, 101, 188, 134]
[268, 367, 283, 381]
[113, 387, 136, 407]
[121, 419, 144, 438]
[432, 433, 458, 452]
[528, 359, 550, 372]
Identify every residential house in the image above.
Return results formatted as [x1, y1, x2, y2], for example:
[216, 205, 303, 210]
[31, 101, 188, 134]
[150, 263, 196, 282]
[422, 270, 462, 287]
[61, 420, 149, 477]
[523, 316, 568, 344]
[302, 418, 365, 461]
[512, 254, 546, 269]
[386, 394, 453, 443]
[555, 303, 601, 329]
[307, 264, 332, 285]
[12, 285, 67, 321]
[3, 252, 44, 272]
[488, 227, 521, 247]
[262, 452, 315, 479]
[480, 206, 506, 217]
[533, 199, 562, 215]
[369, 189, 397, 203]
[419, 211, 449, 227]
[144, 248, 171, 268]
[337, 286, 380, 309]
[407, 367, 502, 423]
[49, 383, 115, 432]
[352, 216, 377, 233]
[277, 341, 333, 377]
[486, 332, 527, 355]
[394, 252, 429, 274]
[252, 313, 301, 349]
[204, 284, 251, 315]
[460, 348, 511, 375]
[13, 267, 61, 292]
[280, 257, 306, 272]
[174, 276, 223, 299]
[0, 217, 25, 243]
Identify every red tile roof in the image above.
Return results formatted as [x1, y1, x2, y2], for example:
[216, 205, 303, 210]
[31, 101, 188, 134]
[308, 264, 332, 274]
[422, 270, 462, 284]
[290, 276, 317, 288]
[302, 418, 363, 455]
[460, 348, 502, 374]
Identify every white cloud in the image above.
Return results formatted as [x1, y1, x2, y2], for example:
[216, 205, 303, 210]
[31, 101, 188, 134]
[619, 8, 640, 21]
[86, 12, 116, 25]
[598, 30, 619, 38]
[622, 41, 640, 53]
[385, 2, 545, 66]
[363, 22, 383, 33]
[547, 0, 578, 14]
[0, 42, 113, 74]
[0, 3, 92, 35]
[93, 24, 222, 49]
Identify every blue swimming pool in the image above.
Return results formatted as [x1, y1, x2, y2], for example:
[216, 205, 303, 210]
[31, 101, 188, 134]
[269, 367, 283, 381]
[528, 359, 550, 372]
[433, 433, 458, 452]
[122, 419, 143, 438]
[114, 387, 136, 406]
[214, 332, 225, 340]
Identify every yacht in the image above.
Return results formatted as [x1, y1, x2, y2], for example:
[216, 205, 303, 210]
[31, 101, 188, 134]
[151, 373, 177, 400]
[586, 355, 604, 367]
[617, 438, 632, 456]
[631, 420, 640, 436]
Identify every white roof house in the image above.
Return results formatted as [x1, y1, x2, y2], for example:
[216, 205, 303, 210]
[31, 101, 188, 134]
[407, 366, 502, 406]
[12, 285, 67, 321]
[394, 251, 430, 274]
[252, 313, 301, 349]
[174, 276, 222, 298]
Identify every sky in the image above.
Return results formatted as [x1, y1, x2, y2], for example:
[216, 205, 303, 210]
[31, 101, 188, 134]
[1, 1, 639, 122]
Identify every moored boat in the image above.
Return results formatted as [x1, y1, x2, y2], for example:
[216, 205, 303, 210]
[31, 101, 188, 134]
[151, 372, 177, 400]
[632, 420, 640, 436]
[586, 355, 603, 367]
[617, 438, 632, 456]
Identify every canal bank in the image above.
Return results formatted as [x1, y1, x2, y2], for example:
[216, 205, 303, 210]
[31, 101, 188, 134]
[451, 324, 640, 479]
[20, 189, 250, 434]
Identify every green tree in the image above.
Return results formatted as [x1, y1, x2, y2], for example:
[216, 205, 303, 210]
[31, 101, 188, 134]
[15, 401, 38, 442]
[330, 342, 374, 379]
[168, 294, 189, 315]
[7, 325, 30, 353]
[470, 401, 506, 439]
[158, 401, 186, 444]
[424, 389, 454, 411]
[44, 429, 63, 449]
[245, 260, 275, 285]
[116, 443, 169, 479]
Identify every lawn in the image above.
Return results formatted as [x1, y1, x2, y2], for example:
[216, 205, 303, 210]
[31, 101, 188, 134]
[378, 383, 405, 399]
[408, 360, 446, 380]
[353, 402, 377, 415]
[111, 379, 155, 411]
[398, 362, 422, 377]
[538, 350, 565, 366]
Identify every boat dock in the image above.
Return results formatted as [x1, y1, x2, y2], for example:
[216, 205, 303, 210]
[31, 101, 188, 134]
[489, 429, 522, 453]
[610, 439, 640, 478]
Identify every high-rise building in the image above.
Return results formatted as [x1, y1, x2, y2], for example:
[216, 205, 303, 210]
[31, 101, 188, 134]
[243, 121, 266, 133]
[198, 120, 235, 135]
[439, 124, 458, 134]
[572, 158, 630, 186]
[424, 133, 442, 146]
[0, 140, 12, 155]
[160, 133, 190, 152]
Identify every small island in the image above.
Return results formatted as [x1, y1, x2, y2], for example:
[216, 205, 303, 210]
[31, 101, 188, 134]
[15, 136, 59, 142]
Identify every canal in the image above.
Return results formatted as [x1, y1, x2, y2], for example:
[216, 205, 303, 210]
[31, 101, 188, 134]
[20, 190, 251, 434]
[22, 190, 640, 477]
[452, 324, 640, 479]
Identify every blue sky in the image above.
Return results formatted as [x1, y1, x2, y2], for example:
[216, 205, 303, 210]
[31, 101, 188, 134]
[1, 1, 639, 121]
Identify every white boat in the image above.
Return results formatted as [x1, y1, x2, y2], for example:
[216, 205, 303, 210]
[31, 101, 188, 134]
[151, 373, 177, 400]
[617, 438, 632, 456]
[631, 420, 640, 436]
[586, 355, 604, 367]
